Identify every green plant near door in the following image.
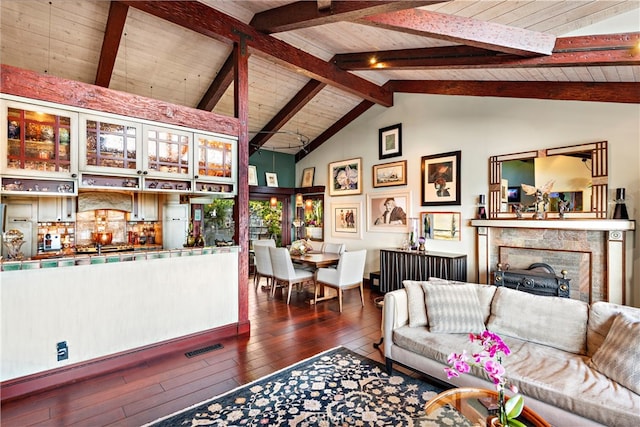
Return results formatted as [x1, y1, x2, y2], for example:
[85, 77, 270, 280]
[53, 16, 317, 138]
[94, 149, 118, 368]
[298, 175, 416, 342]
[249, 200, 282, 246]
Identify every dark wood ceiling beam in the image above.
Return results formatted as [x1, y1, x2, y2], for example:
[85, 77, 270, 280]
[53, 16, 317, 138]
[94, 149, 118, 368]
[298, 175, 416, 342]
[296, 99, 375, 161]
[250, 80, 327, 155]
[119, 0, 392, 107]
[361, 9, 556, 56]
[334, 33, 640, 69]
[95, 2, 129, 87]
[250, 1, 444, 34]
[390, 80, 640, 104]
[197, 53, 236, 111]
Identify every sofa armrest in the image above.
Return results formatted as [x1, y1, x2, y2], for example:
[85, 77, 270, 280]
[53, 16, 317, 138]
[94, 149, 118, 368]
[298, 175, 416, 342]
[383, 289, 409, 358]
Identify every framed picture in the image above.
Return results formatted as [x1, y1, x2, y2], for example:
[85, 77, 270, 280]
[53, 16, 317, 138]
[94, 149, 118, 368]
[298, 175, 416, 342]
[265, 172, 278, 187]
[420, 211, 461, 241]
[379, 123, 402, 159]
[248, 165, 258, 186]
[301, 167, 315, 187]
[331, 200, 363, 239]
[421, 150, 461, 206]
[328, 157, 362, 196]
[501, 179, 509, 203]
[373, 160, 407, 188]
[367, 190, 411, 233]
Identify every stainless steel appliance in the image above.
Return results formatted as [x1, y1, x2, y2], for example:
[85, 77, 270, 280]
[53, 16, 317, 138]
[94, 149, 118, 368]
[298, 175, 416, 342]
[43, 233, 62, 251]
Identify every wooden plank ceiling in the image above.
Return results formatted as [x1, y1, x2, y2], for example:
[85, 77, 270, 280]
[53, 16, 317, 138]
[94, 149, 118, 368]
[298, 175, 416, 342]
[1, 0, 638, 160]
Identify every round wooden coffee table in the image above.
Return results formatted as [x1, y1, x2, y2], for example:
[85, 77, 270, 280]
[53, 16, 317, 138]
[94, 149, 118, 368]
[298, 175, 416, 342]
[424, 387, 550, 427]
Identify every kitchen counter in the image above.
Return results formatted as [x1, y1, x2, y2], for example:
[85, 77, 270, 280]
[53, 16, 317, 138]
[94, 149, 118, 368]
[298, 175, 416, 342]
[2, 245, 233, 269]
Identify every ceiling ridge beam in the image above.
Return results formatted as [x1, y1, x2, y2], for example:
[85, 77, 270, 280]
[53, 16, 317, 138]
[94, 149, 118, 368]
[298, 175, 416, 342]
[250, 80, 327, 155]
[296, 99, 375, 161]
[250, 1, 444, 34]
[119, 0, 392, 107]
[389, 80, 640, 104]
[334, 32, 640, 70]
[360, 8, 556, 56]
[95, 2, 129, 87]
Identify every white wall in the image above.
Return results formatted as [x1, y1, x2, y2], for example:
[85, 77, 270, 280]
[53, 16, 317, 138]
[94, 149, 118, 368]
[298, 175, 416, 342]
[297, 94, 640, 306]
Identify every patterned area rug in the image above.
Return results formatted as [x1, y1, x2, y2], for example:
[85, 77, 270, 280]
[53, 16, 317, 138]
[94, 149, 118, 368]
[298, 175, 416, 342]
[145, 346, 464, 426]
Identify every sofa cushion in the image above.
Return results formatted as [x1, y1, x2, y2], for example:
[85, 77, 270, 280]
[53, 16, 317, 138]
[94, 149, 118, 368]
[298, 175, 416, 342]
[486, 287, 588, 355]
[589, 313, 640, 394]
[421, 282, 485, 334]
[403, 280, 428, 327]
[587, 301, 640, 357]
[428, 278, 496, 323]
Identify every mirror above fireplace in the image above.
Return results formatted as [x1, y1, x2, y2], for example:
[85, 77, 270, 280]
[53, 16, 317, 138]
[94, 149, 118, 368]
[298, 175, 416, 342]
[488, 141, 608, 219]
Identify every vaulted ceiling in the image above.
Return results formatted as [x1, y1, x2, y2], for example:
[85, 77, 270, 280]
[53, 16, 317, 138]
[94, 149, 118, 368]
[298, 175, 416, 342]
[1, 1, 638, 160]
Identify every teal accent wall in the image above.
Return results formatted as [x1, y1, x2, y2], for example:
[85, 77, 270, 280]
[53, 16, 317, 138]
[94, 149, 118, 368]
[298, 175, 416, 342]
[249, 150, 296, 187]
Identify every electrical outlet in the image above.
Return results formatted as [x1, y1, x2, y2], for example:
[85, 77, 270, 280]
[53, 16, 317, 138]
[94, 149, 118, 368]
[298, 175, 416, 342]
[57, 341, 68, 361]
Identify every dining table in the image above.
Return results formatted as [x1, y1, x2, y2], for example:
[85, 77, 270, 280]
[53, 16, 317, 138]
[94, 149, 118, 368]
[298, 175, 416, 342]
[289, 251, 341, 269]
[289, 251, 341, 304]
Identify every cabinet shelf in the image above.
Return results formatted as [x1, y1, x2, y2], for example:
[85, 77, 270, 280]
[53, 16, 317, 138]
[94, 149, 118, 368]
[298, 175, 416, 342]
[1, 176, 77, 196]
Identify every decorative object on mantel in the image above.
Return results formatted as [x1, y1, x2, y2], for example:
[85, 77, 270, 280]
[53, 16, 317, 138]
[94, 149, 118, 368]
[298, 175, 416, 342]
[478, 194, 488, 219]
[513, 203, 524, 219]
[613, 188, 629, 219]
[521, 180, 554, 219]
[445, 331, 525, 427]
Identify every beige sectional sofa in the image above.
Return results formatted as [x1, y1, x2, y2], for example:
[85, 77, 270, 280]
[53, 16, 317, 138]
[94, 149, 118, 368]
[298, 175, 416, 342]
[383, 280, 640, 426]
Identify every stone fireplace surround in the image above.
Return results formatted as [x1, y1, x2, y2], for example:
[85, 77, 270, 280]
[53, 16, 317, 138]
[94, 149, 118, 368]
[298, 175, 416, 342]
[471, 219, 635, 305]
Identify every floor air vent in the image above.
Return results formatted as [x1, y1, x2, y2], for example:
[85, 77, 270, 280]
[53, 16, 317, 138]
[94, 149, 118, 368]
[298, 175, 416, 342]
[185, 343, 223, 358]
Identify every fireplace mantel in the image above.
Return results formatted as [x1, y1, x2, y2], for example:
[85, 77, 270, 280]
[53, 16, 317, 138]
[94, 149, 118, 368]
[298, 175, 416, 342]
[471, 219, 635, 305]
[471, 219, 635, 231]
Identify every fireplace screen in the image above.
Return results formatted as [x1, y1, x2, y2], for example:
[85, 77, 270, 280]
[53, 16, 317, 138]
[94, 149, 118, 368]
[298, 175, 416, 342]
[492, 263, 570, 298]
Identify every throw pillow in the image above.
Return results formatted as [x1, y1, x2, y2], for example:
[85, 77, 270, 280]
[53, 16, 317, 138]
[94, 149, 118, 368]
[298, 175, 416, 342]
[403, 280, 428, 327]
[589, 313, 640, 394]
[486, 287, 588, 355]
[421, 282, 486, 334]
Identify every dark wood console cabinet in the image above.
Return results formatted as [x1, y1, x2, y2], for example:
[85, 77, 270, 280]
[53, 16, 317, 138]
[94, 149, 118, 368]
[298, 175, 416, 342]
[379, 249, 467, 293]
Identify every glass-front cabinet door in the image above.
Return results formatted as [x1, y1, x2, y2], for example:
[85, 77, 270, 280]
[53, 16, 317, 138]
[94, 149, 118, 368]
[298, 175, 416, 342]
[193, 133, 237, 195]
[1, 99, 78, 178]
[143, 125, 191, 178]
[79, 114, 142, 175]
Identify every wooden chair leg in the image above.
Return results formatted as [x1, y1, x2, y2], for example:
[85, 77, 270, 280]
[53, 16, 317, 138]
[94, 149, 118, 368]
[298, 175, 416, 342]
[287, 281, 293, 304]
[359, 282, 365, 307]
[338, 289, 343, 312]
[314, 280, 319, 305]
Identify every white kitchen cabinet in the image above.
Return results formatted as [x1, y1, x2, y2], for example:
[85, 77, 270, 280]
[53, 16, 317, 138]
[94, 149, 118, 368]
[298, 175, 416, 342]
[128, 193, 158, 221]
[37, 197, 76, 222]
[79, 113, 143, 176]
[143, 125, 192, 179]
[1, 97, 79, 179]
[192, 132, 237, 196]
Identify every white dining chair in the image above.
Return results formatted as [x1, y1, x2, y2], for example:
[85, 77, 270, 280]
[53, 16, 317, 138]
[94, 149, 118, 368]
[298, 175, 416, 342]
[315, 250, 367, 312]
[322, 242, 345, 255]
[252, 239, 276, 289]
[307, 240, 325, 252]
[269, 246, 315, 304]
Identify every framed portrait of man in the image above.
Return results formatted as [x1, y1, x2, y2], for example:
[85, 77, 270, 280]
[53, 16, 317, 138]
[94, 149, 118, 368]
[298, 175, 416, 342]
[367, 191, 411, 233]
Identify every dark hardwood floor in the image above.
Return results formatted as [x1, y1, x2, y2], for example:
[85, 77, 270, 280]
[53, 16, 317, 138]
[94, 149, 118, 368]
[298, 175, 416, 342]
[1, 278, 386, 426]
